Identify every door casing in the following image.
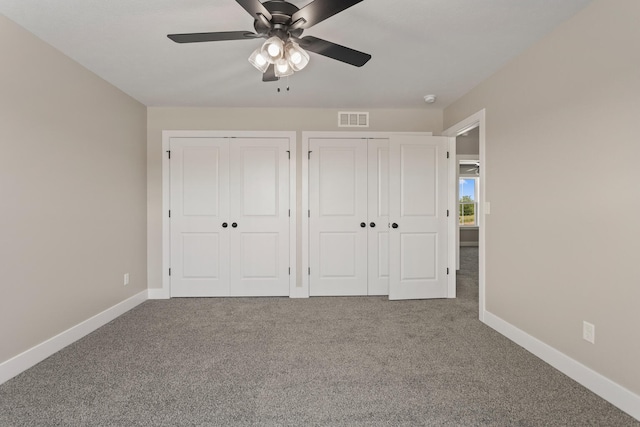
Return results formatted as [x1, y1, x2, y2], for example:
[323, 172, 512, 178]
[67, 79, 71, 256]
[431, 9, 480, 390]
[442, 109, 486, 320]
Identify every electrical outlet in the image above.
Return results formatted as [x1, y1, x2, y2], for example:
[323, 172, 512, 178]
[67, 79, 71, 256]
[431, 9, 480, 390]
[124, 273, 130, 286]
[583, 321, 595, 344]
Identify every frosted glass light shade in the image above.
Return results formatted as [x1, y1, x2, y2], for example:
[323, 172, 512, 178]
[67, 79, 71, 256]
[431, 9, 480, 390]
[248, 47, 269, 72]
[274, 58, 294, 77]
[261, 36, 284, 63]
[285, 41, 309, 71]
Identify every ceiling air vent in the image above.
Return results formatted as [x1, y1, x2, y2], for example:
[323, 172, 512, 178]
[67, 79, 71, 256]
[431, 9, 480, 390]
[338, 111, 369, 128]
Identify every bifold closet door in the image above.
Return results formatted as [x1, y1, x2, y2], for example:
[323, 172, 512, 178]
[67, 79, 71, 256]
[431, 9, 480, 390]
[170, 138, 230, 297]
[229, 139, 290, 296]
[389, 135, 449, 300]
[309, 139, 368, 296]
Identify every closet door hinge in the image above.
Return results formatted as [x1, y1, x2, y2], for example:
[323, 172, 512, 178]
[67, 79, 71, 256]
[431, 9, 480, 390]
[308, 210, 310, 218]
[446, 268, 449, 275]
[308, 267, 311, 275]
[288, 267, 291, 275]
[308, 151, 312, 159]
[169, 268, 172, 276]
[446, 151, 449, 159]
[169, 210, 171, 218]
[166, 150, 171, 159]
[446, 210, 449, 217]
[287, 150, 290, 159]
[288, 209, 290, 217]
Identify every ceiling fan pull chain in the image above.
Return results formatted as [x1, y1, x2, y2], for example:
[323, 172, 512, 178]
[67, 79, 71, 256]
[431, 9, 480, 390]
[276, 75, 291, 93]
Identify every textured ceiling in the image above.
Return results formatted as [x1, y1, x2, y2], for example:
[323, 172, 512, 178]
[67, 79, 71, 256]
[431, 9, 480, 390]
[0, 0, 593, 108]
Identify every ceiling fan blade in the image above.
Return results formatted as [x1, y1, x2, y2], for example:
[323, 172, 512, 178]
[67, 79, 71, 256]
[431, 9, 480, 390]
[298, 36, 371, 67]
[236, 0, 272, 21]
[168, 31, 259, 43]
[262, 64, 279, 82]
[292, 0, 363, 29]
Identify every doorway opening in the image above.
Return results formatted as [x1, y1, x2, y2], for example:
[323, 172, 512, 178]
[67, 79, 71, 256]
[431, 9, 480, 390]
[456, 128, 480, 306]
[443, 109, 486, 320]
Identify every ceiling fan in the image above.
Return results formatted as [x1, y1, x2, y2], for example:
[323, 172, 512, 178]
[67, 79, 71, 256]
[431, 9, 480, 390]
[464, 162, 480, 174]
[167, 0, 372, 82]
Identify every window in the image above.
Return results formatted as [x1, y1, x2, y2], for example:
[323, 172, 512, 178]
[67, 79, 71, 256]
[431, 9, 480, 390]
[459, 178, 478, 226]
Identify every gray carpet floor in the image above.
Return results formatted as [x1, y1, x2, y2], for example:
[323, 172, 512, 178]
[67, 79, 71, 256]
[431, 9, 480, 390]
[1, 247, 638, 426]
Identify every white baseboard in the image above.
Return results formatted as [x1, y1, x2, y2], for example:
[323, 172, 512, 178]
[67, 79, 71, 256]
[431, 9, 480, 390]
[147, 288, 170, 299]
[483, 311, 640, 421]
[0, 290, 148, 386]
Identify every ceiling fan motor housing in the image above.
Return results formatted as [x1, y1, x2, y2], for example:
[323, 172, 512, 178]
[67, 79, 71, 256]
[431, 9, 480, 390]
[254, 1, 303, 39]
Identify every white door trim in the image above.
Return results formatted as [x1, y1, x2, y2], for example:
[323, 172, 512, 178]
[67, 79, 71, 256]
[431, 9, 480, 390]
[442, 109, 486, 321]
[301, 131, 455, 299]
[161, 130, 297, 299]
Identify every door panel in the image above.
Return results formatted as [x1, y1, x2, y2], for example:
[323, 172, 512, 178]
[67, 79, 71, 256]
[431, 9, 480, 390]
[320, 232, 357, 277]
[400, 145, 437, 217]
[230, 139, 290, 296]
[170, 138, 229, 297]
[367, 139, 390, 295]
[319, 148, 358, 216]
[389, 135, 448, 300]
[182, 233, 220, 278]
[182, 149, 221, 216]
[239, 232, 279, 278]
[400, 233, 437, 280]
[309, 139, 368, 296]
[240, 148, 278, 216]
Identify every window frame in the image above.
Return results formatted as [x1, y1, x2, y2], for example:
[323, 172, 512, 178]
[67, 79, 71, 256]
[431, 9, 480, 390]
[458, 176, 479, 227]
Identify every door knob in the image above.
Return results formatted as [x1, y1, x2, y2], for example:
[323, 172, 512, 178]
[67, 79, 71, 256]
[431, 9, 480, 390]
[392, 223, 399, 229]
[360, 222, 366, 228]
[232, 222, 238, 228]
[370, 222, 376, 228]
[222, 222, 228, 228]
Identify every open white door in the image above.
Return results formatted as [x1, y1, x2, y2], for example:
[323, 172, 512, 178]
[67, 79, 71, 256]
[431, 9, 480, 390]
[389, 135, 449, 300]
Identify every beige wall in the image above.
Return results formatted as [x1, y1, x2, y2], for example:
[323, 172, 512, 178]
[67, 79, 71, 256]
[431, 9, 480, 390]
[147, 107, 443, 289]
[444, 0, 640, 395]
[0, 16, 147, 363]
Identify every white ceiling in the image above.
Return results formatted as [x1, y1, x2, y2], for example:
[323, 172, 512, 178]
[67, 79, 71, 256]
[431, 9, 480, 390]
[0, 0, 592, 109]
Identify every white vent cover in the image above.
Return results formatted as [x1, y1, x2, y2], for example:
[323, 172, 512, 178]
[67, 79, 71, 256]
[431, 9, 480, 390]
[338, 111, 369, 128]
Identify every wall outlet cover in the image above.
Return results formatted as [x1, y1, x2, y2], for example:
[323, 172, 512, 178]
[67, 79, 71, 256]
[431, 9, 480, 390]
[583, 321, 595, 344]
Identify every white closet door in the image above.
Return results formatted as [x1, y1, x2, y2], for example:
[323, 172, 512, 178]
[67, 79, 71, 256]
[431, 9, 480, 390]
[229, 138, 290, 296]
[389, 135, 449, 300]
[367, 139, 390, 295]
[170, 138, 230, 297]
[309, 138, 368, 296]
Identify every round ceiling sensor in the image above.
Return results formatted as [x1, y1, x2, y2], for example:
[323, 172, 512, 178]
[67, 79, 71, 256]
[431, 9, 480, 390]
[424, 94, 437, 104]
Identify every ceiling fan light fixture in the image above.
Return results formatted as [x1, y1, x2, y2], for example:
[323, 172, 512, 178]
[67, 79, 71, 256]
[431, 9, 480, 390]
[261, 36, 284, 63]
[168, 0, 373, 82]
[274, 58, 294, 77]
[285, 41, 309, 71]
[248, 47, 269, 72]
